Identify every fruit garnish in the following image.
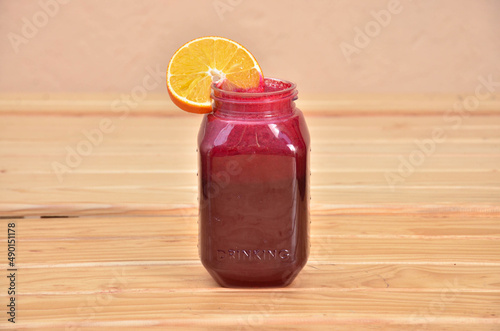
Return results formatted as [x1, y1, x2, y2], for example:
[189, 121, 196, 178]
[166, 36, 263, 114]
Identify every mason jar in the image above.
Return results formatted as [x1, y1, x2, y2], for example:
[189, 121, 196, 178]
[197, 78, 310, 287]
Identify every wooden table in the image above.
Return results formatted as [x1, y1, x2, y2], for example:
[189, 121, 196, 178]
[1, 95, 499, 330]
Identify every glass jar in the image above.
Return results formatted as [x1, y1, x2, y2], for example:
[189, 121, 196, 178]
[197, 78, 310, 287]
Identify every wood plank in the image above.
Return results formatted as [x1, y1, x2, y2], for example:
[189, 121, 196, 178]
[2, 195, 499, 218]
[1, 154, 499, 173]
[2, 93, 500, 114]
[2, 140, 499, 156]
[2, 216, 499, 264]
[4, 215, 500, 240]
[2, 203, 499, 219]
[0, 114, 499, 136]
[0, 114, 499, 137]
[2, 181, 498, 210]
[16, 264, 500, 293]
[1, 115, 500, 143]
[1, 171, 499, 189]
[0, 191, 498, 217]
[311, 214, 500, 237]
[3, 235, 498, 265]
[8, 326, 499, 331]
[11, 292, 500, 329]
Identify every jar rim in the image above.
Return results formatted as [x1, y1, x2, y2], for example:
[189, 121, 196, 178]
[211, 77, 296, 99]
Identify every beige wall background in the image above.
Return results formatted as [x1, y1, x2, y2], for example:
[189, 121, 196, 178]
[0, 0, 499, 95]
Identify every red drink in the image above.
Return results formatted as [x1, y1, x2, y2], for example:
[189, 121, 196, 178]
[198, 78, 310, 287]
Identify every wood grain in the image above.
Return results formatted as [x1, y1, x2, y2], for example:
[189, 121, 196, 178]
[13, 292, 500, 327]
[1, 93, 500, 114]
[0, 95, 499, 330]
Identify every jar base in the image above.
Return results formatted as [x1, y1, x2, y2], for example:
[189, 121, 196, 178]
[204, 265, 305, 288]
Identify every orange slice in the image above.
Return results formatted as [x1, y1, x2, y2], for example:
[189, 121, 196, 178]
[167, 36, 263, 114]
